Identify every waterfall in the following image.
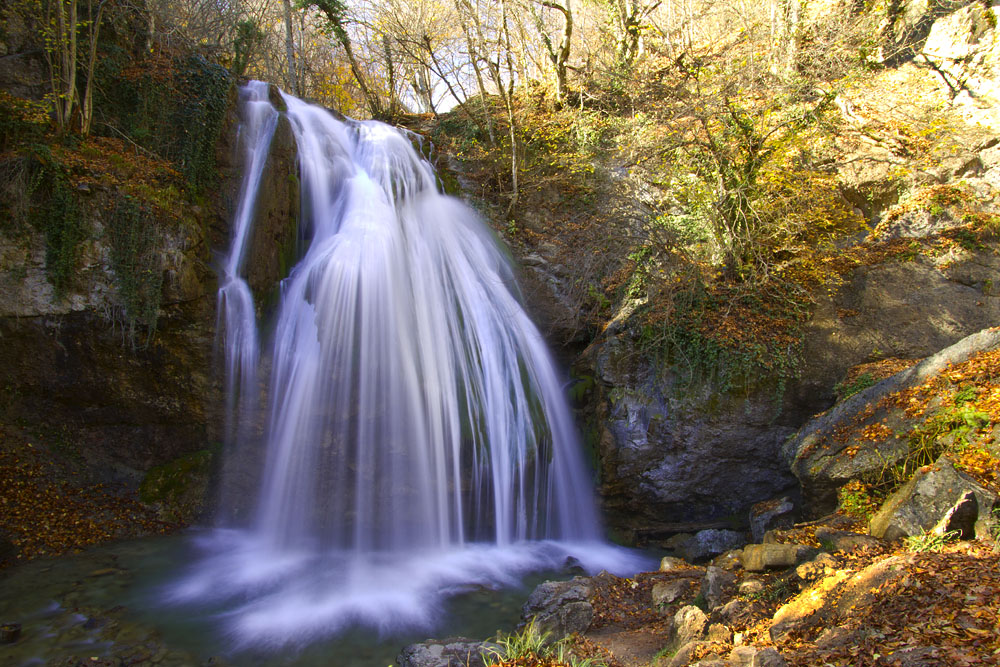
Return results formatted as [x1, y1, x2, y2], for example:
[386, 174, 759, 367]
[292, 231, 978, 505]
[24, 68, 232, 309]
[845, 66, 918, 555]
[216, 81, 276, 511]
[173, 83, 641, 648]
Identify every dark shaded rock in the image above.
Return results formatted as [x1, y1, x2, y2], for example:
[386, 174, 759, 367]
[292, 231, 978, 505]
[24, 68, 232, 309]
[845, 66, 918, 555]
[241, 114, 300, 300]
[869, 458, 997, 541]
[396, 638, 496, 667]
[749, 497, 795, 543]
[0, 533, 17, 563]
[138, 449, 215, 523]
[678, 530, 746, 562]
[521, 577, 593, 640]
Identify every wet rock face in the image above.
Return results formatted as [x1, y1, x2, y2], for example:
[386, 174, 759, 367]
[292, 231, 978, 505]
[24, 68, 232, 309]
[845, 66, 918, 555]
[588, 339, 802, 540]
[0, 89, 300, 506]
[586, 238, 1000, 539]
[0, 302, 217, 485]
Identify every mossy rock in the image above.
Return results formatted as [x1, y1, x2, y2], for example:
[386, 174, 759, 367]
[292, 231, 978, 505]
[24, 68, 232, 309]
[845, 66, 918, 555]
[139, 449, 214, 522]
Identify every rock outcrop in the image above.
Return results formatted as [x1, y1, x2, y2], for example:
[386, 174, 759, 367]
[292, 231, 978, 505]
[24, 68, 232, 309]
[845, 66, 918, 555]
[869, 457, 998, 540]
[784, 327, 1000, 512]
[396, 638, 496, 667]
[0, 83, 299, 519]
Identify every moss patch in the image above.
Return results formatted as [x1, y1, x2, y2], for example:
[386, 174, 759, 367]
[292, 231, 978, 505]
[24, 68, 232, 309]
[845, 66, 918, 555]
[139, 449, 214, 522]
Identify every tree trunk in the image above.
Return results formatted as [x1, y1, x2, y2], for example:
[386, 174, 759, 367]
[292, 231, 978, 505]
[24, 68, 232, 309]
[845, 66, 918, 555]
[80, 0, 106, 136]
[537, 0, 573, 105]
[66, 0, 77, 128]
[283, 0, 300, 96]
[454, 0, 496, 145]
[337, 30, 382, 118]
[499, 0, 518, 211]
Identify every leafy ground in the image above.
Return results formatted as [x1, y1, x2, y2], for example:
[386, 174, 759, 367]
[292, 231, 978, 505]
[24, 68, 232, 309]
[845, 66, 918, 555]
[500, 531, 1000, 667]
[0, 425, 180, 568]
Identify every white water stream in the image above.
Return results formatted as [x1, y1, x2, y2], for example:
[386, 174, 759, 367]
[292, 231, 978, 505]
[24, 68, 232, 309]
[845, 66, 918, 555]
[174, 82, 642, 648]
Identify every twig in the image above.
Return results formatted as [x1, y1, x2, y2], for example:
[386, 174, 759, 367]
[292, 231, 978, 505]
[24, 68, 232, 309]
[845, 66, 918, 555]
[99, 121, 167, 162]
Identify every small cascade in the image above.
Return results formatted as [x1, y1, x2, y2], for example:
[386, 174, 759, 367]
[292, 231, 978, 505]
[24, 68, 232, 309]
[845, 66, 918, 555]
[216, 81, 277, 474]
[173, 82, 642, 648]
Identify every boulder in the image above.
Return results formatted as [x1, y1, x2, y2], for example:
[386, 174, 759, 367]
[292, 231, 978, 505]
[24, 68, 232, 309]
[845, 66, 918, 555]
[660, 555, 692, 571]
[652, 579, 692, 611]
[749, 497, 796, 543]
[751, 647, 789, 667]
[729, 646, 759, 666]
[673, 605, 708, 647]
[711, 549, 744, 571]
[700, 566, 736, 611]
[728, 645, 789, 667]
[705, 622, 732, 643]
[667, 641, 718, 667]
[869, 458, 998, 541]
[795, 553, 838, 582]
[521, 577, 593, 641]
[678, 530, 747, 563]
[921, 2, 1000, 127]
[741, 544, 805, 572]
[396, 638, 496, 667]
[770, 556, 908, 641]
[717, 599, 748, 626]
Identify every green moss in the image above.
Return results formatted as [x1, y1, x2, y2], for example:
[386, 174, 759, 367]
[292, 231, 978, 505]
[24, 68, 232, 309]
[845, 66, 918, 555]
[139, 449, 214, 505]
[835, 373, 876, 402]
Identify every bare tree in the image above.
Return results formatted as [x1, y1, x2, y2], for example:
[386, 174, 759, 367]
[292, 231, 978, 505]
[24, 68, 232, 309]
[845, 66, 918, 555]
[530, 0, 573, 104]
[283, 0, 300, 95]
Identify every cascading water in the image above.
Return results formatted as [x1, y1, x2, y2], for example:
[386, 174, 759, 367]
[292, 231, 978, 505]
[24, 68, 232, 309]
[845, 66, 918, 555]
[172, 83, 642, 648]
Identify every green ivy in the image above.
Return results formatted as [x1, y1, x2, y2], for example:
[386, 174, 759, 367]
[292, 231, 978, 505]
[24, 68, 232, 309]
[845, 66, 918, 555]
[29, 147, 85, 296]
[94, 50, 233, 193]
[108, 195, 163, 348]
[637, 280, 804, 400]
[176, 55, 233, 193]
